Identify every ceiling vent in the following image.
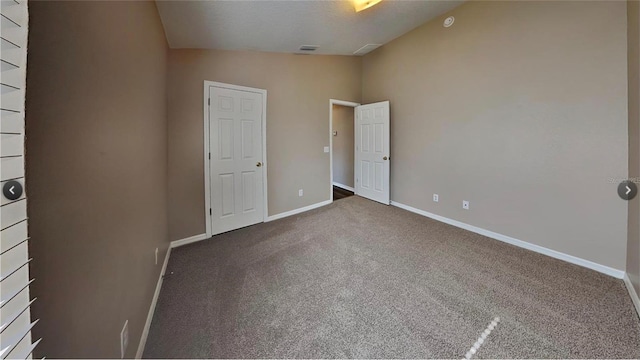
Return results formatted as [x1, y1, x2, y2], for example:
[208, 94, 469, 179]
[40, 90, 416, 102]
[353, 44, 382, 56]
[298, 45, 318, 52]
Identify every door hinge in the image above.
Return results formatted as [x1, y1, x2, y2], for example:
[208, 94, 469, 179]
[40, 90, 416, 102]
[209, 208, 212, 216]
[208, 152, 211, 160]
[208, 98, 210, 106]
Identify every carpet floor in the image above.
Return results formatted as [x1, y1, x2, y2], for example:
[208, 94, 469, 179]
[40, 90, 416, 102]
[143, 196, 640, 359]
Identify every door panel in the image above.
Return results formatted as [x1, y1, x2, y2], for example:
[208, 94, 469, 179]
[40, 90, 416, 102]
[219, 119, 234, 160]
[242, 171, 256, 212]
[355, 101, 390, 204]
[220, 173, 235, 217]
[361, 161, 370, 189]
[361, 124, 370, 152]
[241, 120, 254, 159]
[210, 86, 264, 234]
[374, 162, 384, 191]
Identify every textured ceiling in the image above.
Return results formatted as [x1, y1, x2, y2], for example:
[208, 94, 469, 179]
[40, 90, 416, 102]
[155, 0, 464, 55]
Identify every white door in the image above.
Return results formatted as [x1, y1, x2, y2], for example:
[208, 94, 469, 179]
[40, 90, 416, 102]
[209, 86, 264, 235]
[355, 101, 390, 205]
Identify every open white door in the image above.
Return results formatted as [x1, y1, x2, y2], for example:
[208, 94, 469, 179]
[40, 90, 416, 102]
[209, 85, 265, 235]
[354, 101, 390, 205]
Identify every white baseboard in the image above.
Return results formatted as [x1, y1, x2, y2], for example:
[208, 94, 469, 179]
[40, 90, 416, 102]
[624, 273, 640, 318]
[266, 200, 332, 222]
[136, 246, 171, 359]
[170, 233, 209, 248]
[390, 201, 625, 279]
[172, 202, 333, 248]
[174, 202, 333, 245]
[333, 182, 355, 192]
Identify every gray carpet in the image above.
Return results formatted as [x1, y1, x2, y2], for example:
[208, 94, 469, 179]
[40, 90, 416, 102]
[143, 196, 640, 359]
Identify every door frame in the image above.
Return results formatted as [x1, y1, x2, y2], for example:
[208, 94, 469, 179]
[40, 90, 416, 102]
[203, 81, 268, 237]
[329, 99, 360, 202]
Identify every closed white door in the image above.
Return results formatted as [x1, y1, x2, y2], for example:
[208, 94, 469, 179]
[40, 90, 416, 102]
[209, 86, 264, 235]
[355, 101, 390, 205]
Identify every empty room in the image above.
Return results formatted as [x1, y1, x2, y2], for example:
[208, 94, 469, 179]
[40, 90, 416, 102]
[1, 0, 640, 358]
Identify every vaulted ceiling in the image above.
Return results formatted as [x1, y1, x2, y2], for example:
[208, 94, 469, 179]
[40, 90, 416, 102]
[155, 0, 464, 56]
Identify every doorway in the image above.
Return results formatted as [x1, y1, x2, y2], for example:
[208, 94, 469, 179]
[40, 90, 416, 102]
[204, 81, 268, 236]
[331, 103, 356, 200]
[330, 100, 359, 201]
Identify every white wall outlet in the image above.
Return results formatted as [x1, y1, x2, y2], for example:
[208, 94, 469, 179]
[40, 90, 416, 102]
[463, 200, 470, 210]
[155, 247, 158, 265]
[433, 194, 439, 202]
[120, 320, 129, 358]
[299, 189, 303, 197]
[324, 146, 329, 153]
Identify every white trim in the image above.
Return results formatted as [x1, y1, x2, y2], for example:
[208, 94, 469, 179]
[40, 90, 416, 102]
[204, 83, 211, 238]
[265, 200, 332, 222]
[204, 81, 268, 238]
[331, 99, 361, 107]
[262, 91, 269, 221]
[135, 247, 172, 359]
[170, 233, 209, 249]
[391, 201, 626, 279]
[624, 273, 640, 318]
[332, 182, 355, 193]
[329, 99, 360, 202]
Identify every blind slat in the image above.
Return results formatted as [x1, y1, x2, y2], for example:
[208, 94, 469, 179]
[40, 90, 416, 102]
[0, 278, 33, 307]
[0, 13, 21, 27]
[0, 237, 28, 255]
[0, 199, 26, 230]
[14, 338, 41, 360]
[0, 58, 19, 69]
[0, 319, 39, 359]
[0, 134, 24, 157]
[0, 298, 35, 333]
[0, 220, 27, 249]
[0, 258, 31, 282]
[0, 0, 36, 357]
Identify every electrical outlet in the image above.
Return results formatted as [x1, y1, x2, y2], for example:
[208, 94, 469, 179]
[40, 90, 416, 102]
[323, 146, 329, 153]
[433, 194, 439, 202]
[155, 248, 158, 265]
[121, 320, 129, 358]
[463, 200, 470, 210]
[299, 189, 303, 197]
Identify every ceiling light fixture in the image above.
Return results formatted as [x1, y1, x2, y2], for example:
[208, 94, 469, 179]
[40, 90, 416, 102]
[354, 0, 382, 12]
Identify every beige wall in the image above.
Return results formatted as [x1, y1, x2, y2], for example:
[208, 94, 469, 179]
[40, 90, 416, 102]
[19, 1, 637, 357]
[362, 1, 629, 270]
[168, 50, 361, 240]
[628, 0, 640, 296]
[25, 1, 169, 358]
[332, 104, 355, 188]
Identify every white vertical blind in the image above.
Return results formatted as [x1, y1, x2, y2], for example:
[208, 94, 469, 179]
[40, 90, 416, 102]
[0, 1, 39, 359]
